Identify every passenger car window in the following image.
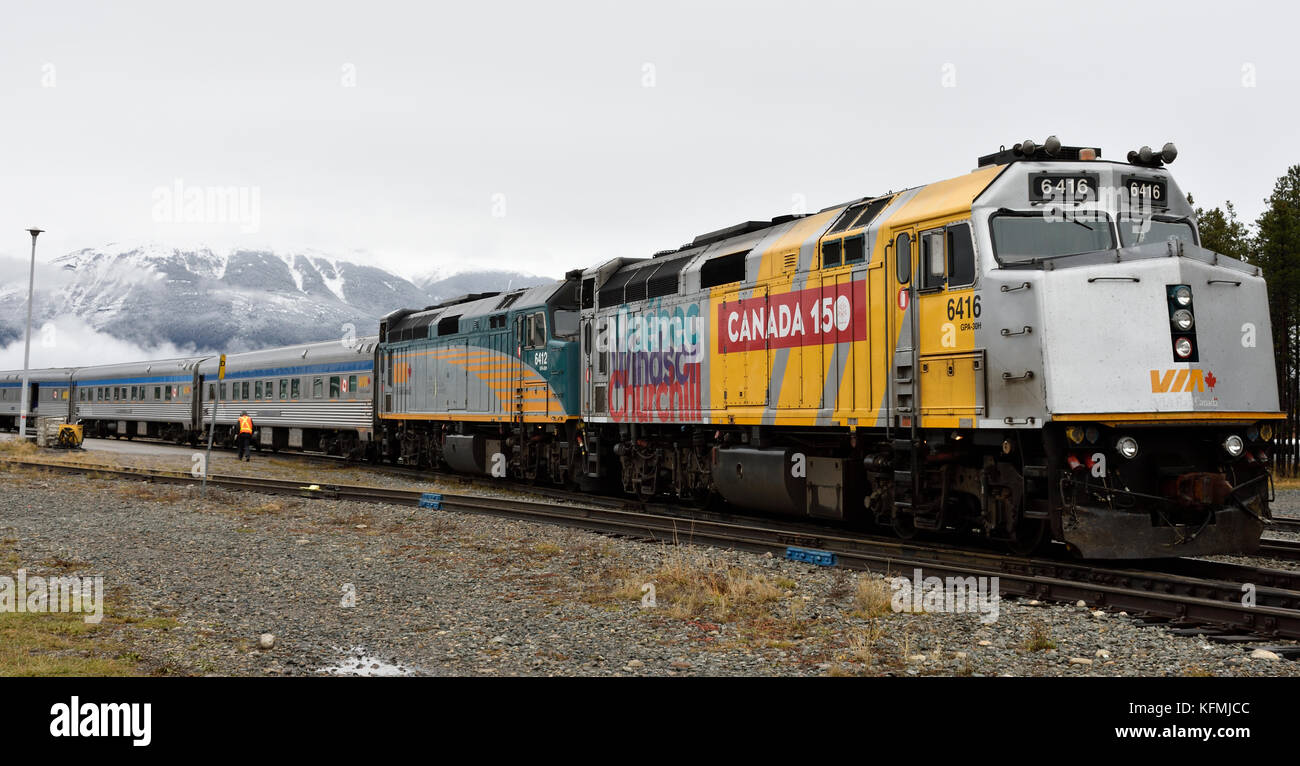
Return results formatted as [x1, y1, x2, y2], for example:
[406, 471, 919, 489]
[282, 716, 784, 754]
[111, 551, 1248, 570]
[313, 378, 323, 399]
[291, 379, 301, 399]
[329, 376, 340, 398]
[280, 379, 287, 399]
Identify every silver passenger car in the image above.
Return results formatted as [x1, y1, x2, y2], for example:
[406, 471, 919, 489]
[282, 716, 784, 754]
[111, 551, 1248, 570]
[71, 356, 210, 441]
[196, 337, 377, 456]
[0, 368, 75, 430]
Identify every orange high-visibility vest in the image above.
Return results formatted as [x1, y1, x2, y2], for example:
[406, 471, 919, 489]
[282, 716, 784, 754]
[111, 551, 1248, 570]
[238, 416, 253, 435]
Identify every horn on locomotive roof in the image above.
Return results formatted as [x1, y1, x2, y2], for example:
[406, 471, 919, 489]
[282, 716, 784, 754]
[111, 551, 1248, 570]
[1128, 142, 1178, 168]
[976, 137, 1100, 167]
[1019, 135, 1062, 157]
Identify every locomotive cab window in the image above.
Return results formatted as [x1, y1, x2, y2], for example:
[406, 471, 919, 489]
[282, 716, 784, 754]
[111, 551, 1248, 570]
[1118, 216, 1197, 248]
[947, 223, 976, 286]
[895, 233, 912, 284]
[990, 211, 1114, 263]
[920, 230, 946, 291]
[522, 312, 547, 348]
[553, 309, 579, 340]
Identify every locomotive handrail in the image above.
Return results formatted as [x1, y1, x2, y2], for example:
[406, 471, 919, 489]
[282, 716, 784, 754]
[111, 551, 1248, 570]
[1000, 326, 1032, 337]
[1001, 370, 1035, 382]
[1000, 282, 1031, 292]
[1086, 276, 1140, 283]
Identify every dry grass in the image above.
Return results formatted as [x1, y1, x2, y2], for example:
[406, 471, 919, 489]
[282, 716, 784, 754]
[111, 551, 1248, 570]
[0, 438, 39, 457]
[852, 575, 895, 618]
[531, 542, 564, 557]
[1022, 619, 1056, 652]
[113, 482, 187, 503]
[592, 548, 785, 623]
[844, 623, 885, 665]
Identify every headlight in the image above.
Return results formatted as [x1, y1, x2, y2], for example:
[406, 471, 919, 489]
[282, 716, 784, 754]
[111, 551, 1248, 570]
[1174, 337, 1193, 358]
[1171, 309, 1194, 331]
[1173, 285, 1192, 306]
[1116, 436, 1139, 459]
[1223, 434, 1244, 457]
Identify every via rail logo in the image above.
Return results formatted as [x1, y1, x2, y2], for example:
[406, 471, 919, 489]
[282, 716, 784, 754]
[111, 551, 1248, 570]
[1150, 368, 1217, 394]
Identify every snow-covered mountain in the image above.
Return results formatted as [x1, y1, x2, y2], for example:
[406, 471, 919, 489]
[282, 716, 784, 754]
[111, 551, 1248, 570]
[0, 243, 551, 354]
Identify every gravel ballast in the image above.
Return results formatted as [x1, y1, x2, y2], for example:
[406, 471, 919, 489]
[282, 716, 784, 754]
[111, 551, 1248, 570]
[2, 463, 1299, 677]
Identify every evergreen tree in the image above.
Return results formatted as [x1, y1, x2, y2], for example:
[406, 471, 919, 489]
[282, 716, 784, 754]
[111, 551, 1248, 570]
[1255, 166, 1300, 470]
[1195, 200, 1252, 262]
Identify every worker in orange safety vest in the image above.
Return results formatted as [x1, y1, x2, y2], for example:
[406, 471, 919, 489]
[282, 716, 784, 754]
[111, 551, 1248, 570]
[237, 411, 255, 462]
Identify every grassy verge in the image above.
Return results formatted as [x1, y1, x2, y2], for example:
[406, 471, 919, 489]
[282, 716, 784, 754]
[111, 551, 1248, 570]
[0, 541, 163, 676]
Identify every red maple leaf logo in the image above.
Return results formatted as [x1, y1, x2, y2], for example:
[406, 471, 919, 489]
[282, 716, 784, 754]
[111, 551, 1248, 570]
[1205, 371, 1217, 390]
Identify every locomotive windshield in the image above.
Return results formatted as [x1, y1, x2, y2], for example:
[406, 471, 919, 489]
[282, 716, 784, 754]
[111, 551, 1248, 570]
[553, 309, 579, 339]
[1117, 216, 1196, 248]
[989, 211, 1115, 262]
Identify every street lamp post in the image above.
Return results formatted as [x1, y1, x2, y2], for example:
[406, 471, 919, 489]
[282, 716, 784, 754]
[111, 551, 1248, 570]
[18, 228, 42, 439]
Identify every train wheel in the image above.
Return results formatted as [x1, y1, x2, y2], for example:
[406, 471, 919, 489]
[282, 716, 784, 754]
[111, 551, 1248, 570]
[892, 511, 918, 540]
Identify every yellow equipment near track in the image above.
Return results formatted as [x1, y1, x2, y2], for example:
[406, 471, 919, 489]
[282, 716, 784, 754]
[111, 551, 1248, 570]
[54, 423, 84, 449]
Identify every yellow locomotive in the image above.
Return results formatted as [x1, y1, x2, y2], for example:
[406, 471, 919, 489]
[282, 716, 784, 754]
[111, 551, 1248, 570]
[570, 137, 1280, 558]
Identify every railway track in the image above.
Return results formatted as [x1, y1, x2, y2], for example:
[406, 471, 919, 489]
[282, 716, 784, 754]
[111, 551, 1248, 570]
[1259, 537, 1300, 561]
[1270, 517, 1300, 534]
[6, 454, 1300, 651]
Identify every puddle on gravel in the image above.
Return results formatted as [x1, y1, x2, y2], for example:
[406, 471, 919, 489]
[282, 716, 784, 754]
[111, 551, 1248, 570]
[318, 647, 416, 677]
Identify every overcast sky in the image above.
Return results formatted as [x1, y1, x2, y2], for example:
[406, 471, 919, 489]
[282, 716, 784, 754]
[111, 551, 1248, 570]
[1, 0, 1296, 280]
